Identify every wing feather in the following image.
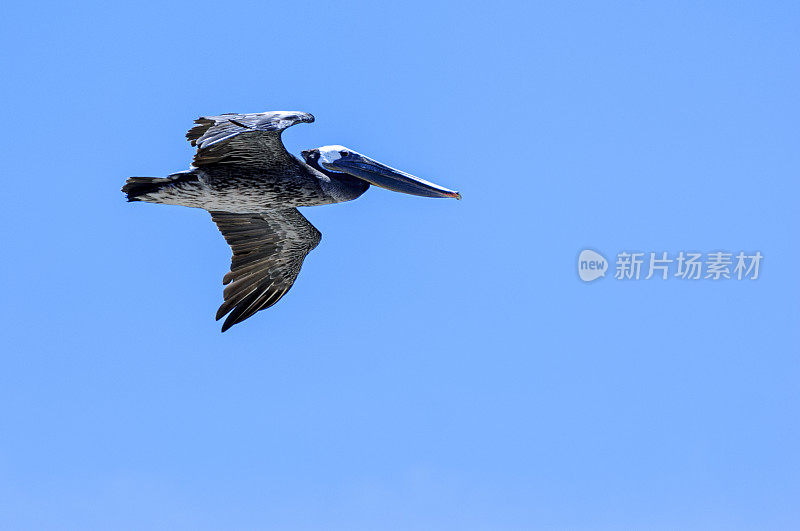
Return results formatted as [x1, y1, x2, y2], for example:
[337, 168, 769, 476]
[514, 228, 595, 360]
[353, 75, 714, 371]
[210, 208, 321, 332]
[187, 111, 314, 167]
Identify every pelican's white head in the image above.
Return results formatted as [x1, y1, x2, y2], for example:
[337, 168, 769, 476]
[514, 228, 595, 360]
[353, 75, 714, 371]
[314, 145, 351, 168]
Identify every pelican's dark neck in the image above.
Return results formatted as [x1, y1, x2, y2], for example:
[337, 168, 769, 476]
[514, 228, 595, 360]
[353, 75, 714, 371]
[303, 156, 369, 202]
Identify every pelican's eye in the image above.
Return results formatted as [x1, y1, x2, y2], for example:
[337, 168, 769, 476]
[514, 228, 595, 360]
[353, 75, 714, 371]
[339, 150, 350, 157]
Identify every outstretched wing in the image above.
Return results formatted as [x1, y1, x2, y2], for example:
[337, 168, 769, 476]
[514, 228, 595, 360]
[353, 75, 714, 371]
[187, 111, 314, 168]
[210, 208, 322, 332]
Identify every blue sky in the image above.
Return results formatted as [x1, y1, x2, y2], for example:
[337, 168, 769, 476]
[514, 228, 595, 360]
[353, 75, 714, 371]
[1, 1, 798, 529]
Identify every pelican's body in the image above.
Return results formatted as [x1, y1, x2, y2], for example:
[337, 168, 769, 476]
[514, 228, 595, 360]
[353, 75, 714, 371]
[132, 163, 366, 213]
[123, 111, 460, 331]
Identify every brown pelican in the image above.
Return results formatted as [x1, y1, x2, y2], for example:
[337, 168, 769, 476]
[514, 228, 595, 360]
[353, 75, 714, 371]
[122, 111, 461, 332]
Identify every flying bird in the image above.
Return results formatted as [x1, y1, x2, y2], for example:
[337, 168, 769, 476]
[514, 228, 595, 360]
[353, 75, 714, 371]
[123, 111, 460, 331]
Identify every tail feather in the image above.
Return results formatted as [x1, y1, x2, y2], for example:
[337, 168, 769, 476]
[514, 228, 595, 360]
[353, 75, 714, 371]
[122, 172, 197, 202]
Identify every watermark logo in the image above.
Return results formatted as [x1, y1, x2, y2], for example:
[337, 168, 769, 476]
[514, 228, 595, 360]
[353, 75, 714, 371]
[578, 249, 763, 282]
[578, 249, 608, 282]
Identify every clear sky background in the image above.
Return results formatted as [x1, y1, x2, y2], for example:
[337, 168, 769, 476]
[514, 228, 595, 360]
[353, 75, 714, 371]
[1, 1, 798, 529]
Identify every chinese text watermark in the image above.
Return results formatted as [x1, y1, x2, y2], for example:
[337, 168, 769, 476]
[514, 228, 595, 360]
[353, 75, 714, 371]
[578, 250, 762, 282]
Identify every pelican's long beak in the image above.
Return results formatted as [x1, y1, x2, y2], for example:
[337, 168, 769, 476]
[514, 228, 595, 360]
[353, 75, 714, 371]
[323, 151, 461, 200]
